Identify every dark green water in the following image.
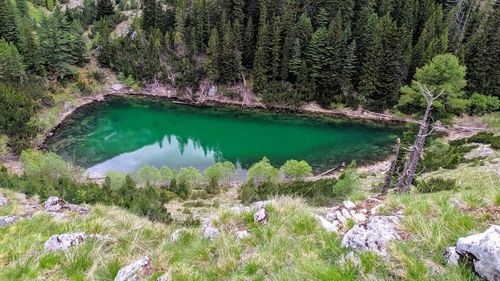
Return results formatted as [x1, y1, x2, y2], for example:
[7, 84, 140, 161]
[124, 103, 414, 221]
[44, 96, 401, 176]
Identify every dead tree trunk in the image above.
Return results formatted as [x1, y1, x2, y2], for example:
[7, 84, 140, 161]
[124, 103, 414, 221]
[382, 138, 401, 195]
[396, 84, 444, 193]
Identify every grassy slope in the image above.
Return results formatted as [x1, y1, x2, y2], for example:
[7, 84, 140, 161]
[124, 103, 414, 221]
[1, 152, 499, 280]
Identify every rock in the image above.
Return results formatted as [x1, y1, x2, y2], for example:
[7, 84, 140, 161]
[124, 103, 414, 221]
[464, 144, 496, 160]
[335, 210, 346, 224]
[352, 213, 367, 223]
[253, 200, 271, 210]
[228, 205, 250, 214]
[112, 84, 125, 91]
[254, 208, 268, 224]
[114, 256, 154, 281]
[325, 212, 336, 222]
[448, 225, 500, 281]
[0, 196, 8, 206]
[314, 215, 338, 233]
[44, 233, 87, 252]
[157, 269, 172, 281]
[44, 196, 89, 214]
[44, 233, 115, 252]
[370, 204, 385, 215]
[236, 230, 250, 239]
[343, 201, 356, 209]
[203, 227, 220, 240]
[0, 215, 20, 228]
[171, 228, 186, 242]
[341, 208, 352, 219]
[208, 85, 217, 97]
[341, 216, 401, 257]
[451, 199, 466, 209]
[444, 247, 460, 266]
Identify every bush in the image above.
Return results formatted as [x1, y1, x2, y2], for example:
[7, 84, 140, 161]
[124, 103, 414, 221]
[105, 171, 126, 190]
[419, 138, 462, 172]
[468, 93, 499, 115]
[279, 160, 313, 181]
[204, 161, 236, 188]
[87, 70, 107, 84]
[415, 177, 457, 193]
[247, 157, 279, 186]
[133, 165, 162, 185]
[160, 166, 175, 185]
[21, 150, 74, 180]
[176, 167, 203, 190]
[333, 161, 360, 197]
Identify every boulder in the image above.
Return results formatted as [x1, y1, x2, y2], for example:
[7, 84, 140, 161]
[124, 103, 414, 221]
[314, 215, 338, 233]
[446, 225, 500, 281]
[203, 227, 220, 240]
[170, 228, 187, 242]
[0, 215, 20, 228]
[0, 196, 8, 206]
[341, 216, 401, 257]
[44, 233, 87, 252]
[44, 196, 90, 214]
[343, 200, 356, 209]
[114, 256, 154, 281]
[111, 84, 125, 92]
[253, 208, 268, 224]
[463, 144, 496, 160]
[236, 230, 250, 239]
[44, 233, 116, 252]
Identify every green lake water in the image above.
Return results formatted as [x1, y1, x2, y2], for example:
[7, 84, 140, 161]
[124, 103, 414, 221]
[44, 96, 401, 177]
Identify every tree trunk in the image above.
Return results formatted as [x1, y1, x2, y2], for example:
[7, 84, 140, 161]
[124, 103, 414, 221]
[396, 101, 433, 193]
[382, 138, 401, 195]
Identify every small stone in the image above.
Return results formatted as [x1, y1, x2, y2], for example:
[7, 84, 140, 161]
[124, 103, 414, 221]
[444, 247, 459, 266]
[236, 230, 250, 239]
[44, 233, 87, 252]
[44, 196, 89, 214]
[114, 256, 154, 281]
[325, 212, 336, 222]
[451, 199, 466, 209]
[111, 84, 125, 92]
[335, 210, 346, 224]
[254, 208, 268, 224]
[341, 208, 352, 219]
[343, 201, 356, 209]
[0, 215, 20, 228]
[157, 269, 172, 281]
[203, 227, 220, 239]
[0, 196, 8, 206]
[171, 228, 187, 242]
[314, 215, 338, 233]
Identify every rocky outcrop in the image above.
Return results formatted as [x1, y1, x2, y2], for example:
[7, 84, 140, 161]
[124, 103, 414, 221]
[314, 214, 338, 233]
[463, 144, 496, 160]
[44, 196, 90, 215]
[254, 208, 268, 224]
[341, 216, 401, 257]
[0, 196, 8, 206]
[44, 232, 116, 252]
[445, 225, 500, 281]
[114, 256, 154, 281]
[0, 215, 20, 228]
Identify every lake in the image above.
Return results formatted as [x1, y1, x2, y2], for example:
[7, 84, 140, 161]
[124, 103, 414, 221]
[44, 96, 401, 177]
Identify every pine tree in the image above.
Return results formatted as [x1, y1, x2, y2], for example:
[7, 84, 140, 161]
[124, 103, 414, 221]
[206, 27, 220, 81]
[280, 0, 298, 80]
[242, 18, 255, 68]
[16, 0, 29, 16]
[0, 0, 19, 43]
[252, 2, 271, 93]
[270, 16, 282, 79]
[0, 39, 26, 82]
[220, 21, 242, 82]
[352, 4, 378, 89]
[96, 0, 114, 20]
[464, 7, 499, 96]
[141, 0, 157, 32]
[18, 19, 44, 74]
[359, 14, 403, 111]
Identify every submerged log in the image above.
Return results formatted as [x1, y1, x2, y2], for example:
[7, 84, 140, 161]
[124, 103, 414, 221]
[382, 138, 401, 194]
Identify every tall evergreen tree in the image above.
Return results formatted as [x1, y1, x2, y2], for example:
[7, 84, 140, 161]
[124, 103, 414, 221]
[220, 21, 242, 82]
[359, 14, 403, 111]
[242, 18, 255, 68]
[206, 27, 220, 81]
[141, 0, 157, 32]
[96, 0, 114, 20]
[16, 0, 29, 16]
[252, 2, 271, 92]
[0, 39, 26, 82]
[18, 19, 44, 74]
[0, 0, 19, 43]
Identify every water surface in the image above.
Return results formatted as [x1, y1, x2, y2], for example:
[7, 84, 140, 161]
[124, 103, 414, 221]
[45, 96, 401, 177]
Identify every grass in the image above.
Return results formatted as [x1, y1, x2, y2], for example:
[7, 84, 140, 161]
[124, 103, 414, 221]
[0, 155, 498, 280]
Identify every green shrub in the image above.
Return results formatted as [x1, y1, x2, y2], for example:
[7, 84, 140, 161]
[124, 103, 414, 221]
[279, 160, 313, 181]
[133, 165, 162, 185]
[21, 150, 74, 180]
[468, 132, 500, 149]
[204, 161, 236, 188]
[160, 166, 175, 185]
[333, 161, 360, 197]
[247, 157, 279, 186]
[415, 177, 457, 193]
[468, 93, 499, 115]
[104, 171, 126, 190]
[176, 167, 203, 189]
[419, 138, 462, 172]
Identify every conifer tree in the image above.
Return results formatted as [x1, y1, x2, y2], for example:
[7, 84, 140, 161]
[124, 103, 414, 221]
[96, 0, 114, 19]
[0, 39, 26, 82]
[242, 18, 255, 68]
[18, 19, 44, 74]
[271, 16, 282, 79]
[280, 0, 298, 80]
[141, 0, 157, 32]
[206, 27, 220, 81]
[16, 0, 29, 16]
[220, 21, 242, 82]
[0, 0, 19, 43]
[252, 2, 271, 92]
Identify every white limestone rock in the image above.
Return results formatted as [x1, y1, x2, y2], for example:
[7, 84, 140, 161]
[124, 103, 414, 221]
[0, 215, 20, 228]
[44, 233, 87, 252]
[44, 196, 89, 214]
[343, 200, 356, 209]
[171, 228, 187, 242]
[341, 216, 401, 257]
[254, 208, 268, 224]
[203, 227, 220, 240]
[0, 196, 8, 206]
[314, 215, 338, 233]
[114, 256, 154, 281]
[236, 230, 251, 239]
